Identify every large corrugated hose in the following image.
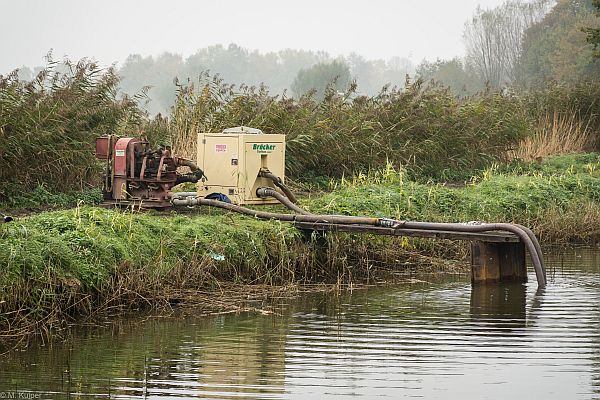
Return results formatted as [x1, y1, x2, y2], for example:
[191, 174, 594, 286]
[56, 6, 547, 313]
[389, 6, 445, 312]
[171, 185, 547, 287]
[258, 170, 299, 204]
[256, 187, 309, 215]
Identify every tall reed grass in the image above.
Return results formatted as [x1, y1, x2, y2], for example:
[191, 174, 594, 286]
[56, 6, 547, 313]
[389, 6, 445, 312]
[511, 108, 596, 161]
[2, 57, 599, 201]
[168, 76, 530, 181]
[0, 57, 144, 200]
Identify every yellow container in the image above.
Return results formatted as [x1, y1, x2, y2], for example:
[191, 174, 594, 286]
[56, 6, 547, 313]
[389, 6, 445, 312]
[196, 127, 286, 205]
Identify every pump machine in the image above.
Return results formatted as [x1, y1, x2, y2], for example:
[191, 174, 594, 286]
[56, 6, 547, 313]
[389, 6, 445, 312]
[94, 127, 287, 208]
[196, 126, 286, 205]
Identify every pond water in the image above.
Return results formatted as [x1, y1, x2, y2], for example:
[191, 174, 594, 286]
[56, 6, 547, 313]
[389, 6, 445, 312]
[1, 248, 599, 399]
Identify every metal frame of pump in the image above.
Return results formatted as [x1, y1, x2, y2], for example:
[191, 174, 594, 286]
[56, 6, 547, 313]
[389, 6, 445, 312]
[95, 135, 205, 209]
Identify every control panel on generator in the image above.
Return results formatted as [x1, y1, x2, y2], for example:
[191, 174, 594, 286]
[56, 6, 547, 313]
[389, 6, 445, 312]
[196, 126, 286, 205]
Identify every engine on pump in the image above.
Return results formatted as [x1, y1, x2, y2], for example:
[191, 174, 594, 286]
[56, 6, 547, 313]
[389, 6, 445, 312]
[95, 135, 204, 209]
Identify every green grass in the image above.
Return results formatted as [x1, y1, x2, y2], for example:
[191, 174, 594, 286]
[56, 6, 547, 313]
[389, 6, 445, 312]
[309, 154, 600, 242]
[0, 184, 102, 212]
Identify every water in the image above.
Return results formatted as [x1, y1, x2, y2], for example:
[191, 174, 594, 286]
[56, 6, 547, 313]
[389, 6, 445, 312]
[1, 247, 600, 399]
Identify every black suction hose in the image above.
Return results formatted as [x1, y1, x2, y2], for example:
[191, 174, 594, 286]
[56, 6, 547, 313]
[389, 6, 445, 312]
[171, 191, 547, 287]
[400, 221, 546, 287]
[172, 196, 382, 226]
[256, 188, 547, 285]
[258, 170, 299, 204]
[256, 187, 310, 215]
[514, 223, 546, 281]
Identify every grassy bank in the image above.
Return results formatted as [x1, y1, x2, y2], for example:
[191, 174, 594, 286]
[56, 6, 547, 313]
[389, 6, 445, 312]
[309, 153, 600, 243]
[2, 153, 600, 339]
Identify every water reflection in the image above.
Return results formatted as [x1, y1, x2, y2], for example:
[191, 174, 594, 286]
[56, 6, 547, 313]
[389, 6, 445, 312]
[0, 247, 599, 399]
[470, 282, 527, 326]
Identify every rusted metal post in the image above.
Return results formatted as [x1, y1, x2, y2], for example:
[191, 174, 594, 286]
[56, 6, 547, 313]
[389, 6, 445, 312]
[471, 241, 527, 284]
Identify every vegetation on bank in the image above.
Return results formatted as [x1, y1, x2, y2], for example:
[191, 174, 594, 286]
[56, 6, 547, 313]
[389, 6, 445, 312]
[311, 153, 600, 243]
[0, 60, 143, 197]
[3, 56, 600, 202]
[2, 153, 600, 338]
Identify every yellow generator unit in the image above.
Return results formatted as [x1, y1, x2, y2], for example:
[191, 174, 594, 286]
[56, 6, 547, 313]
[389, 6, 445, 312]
[196, 126, 286, 205]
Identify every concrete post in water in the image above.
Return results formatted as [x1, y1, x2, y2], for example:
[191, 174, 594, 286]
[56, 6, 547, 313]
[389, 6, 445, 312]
[470, 241, 528, 284]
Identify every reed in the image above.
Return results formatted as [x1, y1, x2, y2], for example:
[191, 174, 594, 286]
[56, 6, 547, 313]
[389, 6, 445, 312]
[511, 108, 596, 161]
[0, 57, 144, 199]
[167, 77, 530, 182]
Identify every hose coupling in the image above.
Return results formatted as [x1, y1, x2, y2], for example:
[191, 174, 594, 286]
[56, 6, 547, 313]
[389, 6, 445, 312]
[256, 187, 274, 198]
[377, 218, 405, 229]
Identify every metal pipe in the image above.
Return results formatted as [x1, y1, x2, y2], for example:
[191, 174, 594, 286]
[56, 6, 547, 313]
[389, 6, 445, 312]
[256, 187, 310, 215]
[170, 191, 198, 198]
[258, 170, 299, 204]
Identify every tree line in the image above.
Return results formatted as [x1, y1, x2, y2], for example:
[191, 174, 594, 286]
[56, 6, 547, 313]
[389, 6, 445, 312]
[10, 0, 599, 114]
[117, 46, 414, 114]
[423, 0, 600, 94]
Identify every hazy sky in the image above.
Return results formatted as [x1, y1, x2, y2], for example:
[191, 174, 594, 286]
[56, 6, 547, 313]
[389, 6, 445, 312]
[1, 0, 508, 73]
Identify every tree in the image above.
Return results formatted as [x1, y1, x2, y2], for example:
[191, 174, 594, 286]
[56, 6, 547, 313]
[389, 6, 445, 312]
[519, 0, 600, 84]
[291, 60, 351, 99]
[463, 0, 551, 87]
[584, 0, 600, 56]
[416, 58, 483, 95]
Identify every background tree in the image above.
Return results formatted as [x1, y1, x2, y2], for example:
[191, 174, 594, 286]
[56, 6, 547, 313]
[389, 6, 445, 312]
[584, 0, 600, 56]
[416, 58, 483, 95]
[115, 45, 416, 114]
[289, 61, 352, 99]
[519, 0, 600, 85]
[347, 54, 414, 94]
[463, 0, 551, 88]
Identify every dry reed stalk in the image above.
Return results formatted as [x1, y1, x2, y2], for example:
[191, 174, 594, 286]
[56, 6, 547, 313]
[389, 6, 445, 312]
[511, 109, 596, 161]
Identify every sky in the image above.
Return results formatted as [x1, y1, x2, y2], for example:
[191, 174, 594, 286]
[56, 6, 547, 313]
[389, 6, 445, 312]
[0, 0, 508, 73]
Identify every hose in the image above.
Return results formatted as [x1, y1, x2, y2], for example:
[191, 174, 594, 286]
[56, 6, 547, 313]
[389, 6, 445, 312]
[172, 195, 383, 226]
[256, 187, 310, 215]
[514, 223, 546, 281]
[175, 158, 206, 186]
[399, 221, 546, 287]
[258, 170, 299, 204]
[175, 157, 202, 173]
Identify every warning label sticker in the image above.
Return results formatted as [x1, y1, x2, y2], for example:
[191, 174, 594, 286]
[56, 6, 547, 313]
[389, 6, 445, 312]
[215, 144, 227, 153]
[115, 149, 125, 157]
